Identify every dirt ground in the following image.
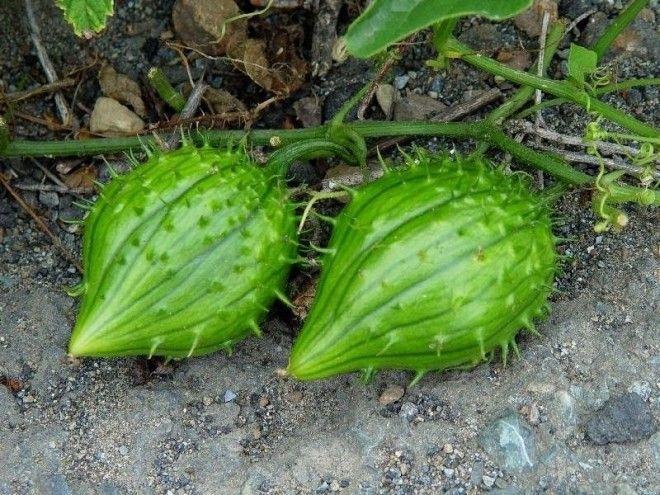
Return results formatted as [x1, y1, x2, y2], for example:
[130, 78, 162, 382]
[1, 1, 658, 494]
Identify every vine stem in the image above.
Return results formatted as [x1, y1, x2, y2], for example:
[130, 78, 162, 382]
[592, 0, 649, 61]
[516, 78, 660, 118]
[443, 38, 658, 138]
[1, 120, 657, 205]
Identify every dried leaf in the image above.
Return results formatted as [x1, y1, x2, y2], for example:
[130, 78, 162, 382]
[241, 38, 274, 91]
[63, 164, 98, 190]
[203, 87, 247, 115]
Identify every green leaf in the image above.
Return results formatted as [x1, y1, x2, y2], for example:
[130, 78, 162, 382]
[345, 0, 533, 59]
[56, 0, 114, 37]
[567, 43, 598, 88]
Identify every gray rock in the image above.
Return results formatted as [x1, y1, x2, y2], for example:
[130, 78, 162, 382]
[480, 412, 536, 472]
[393, 75, 409, 90]
[393, 94, 447, 121]
[38, 191, 59, 208]
[585, 392, 657, 445]
[224, 389, 237, 403]
[398, 402, 419, 421]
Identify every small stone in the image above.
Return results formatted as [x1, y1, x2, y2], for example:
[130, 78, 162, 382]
[258, 396, 270, 408]
[470, 461, 484, 486]
[202, 396, 213, 406]
[528, 403, 540, 425]
[393, 75, 409, 90]
[482, 475, 496, 488]
[442, 443, 453, 454]
[38, 191, 59, 208]
[399, 402, 419, 421]
[585, 392, 657, 445]
[480, 412, 536, 472]
[118, 445, 129, 456]
[250, 425, 262, 439]
[223, 389, 237, 402]
[329, 480, 340, 492]
[288, 390, 303, 403]
[89, 97, 144, 135]
[429, 76, 444, 93]
[393, 94, 447, 121]
[514, 0, 559, 38]
[379, 384, 405, 405]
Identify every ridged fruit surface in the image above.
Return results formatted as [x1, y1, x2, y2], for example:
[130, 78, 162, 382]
[68, 144, 297, 358]
[288, 155, 557, 381]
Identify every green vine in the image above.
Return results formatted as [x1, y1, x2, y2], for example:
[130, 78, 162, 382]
[1, 0, 657, 215]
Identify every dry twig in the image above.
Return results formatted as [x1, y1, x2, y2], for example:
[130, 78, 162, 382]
[2, 78, 76, 103]
[14, 183, 93, 195]
[24, 0, 72, 126]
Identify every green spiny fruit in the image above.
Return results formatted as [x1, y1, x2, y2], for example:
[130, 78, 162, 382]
[68, 143, 297, 358]
[287, 155, 557, 381]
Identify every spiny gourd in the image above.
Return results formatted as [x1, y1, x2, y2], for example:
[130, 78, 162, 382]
[287, 155, 557, 382]
[68, 143, 297, 358]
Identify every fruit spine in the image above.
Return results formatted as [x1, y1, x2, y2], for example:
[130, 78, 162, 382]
[287, 155, 557, 381]
[68, 143, 297, 358]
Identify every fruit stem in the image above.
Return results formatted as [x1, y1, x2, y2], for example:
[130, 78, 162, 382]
[266, 139, 357, 175]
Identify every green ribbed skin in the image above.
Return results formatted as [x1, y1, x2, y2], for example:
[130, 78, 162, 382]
[68, 144, 297, 358]
[288, 156, 557, 381]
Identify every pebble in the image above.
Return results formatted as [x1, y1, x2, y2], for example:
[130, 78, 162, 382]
[399, 402, 419, 421]
[480, 412, 536, 472]
[89, 97, 144, 135]
[39, 191, 59, 208]
[470, 461, 484, 485]
[482, 475, 496, 488]
[393, 94, 447, 121]
[393, 75, 409, 90]
[223, 390, 237, 403]
[585, 392, 657, 445]
[379, 384, 405, 405]
[429, 75, 445, 93]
